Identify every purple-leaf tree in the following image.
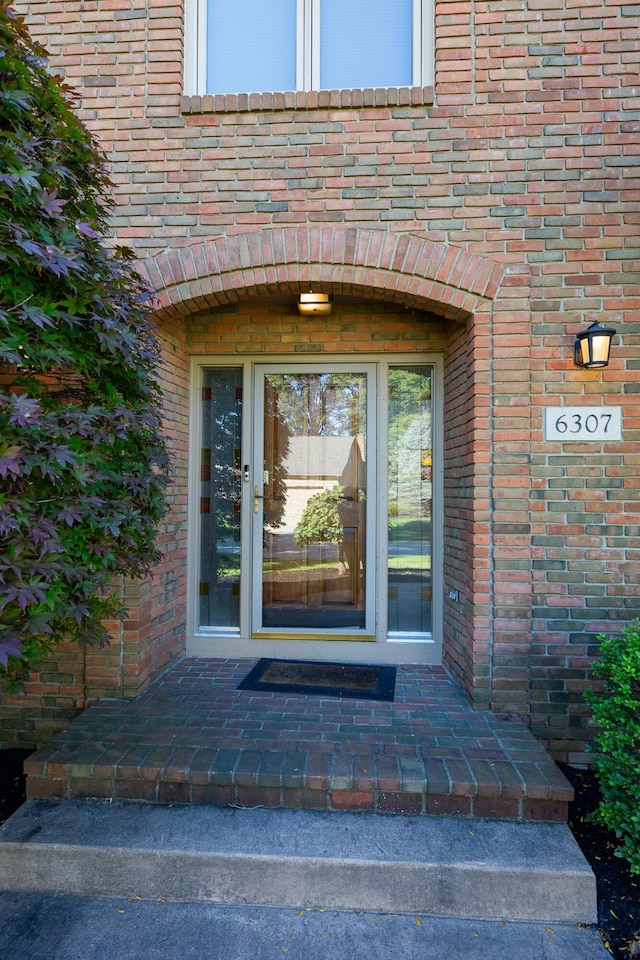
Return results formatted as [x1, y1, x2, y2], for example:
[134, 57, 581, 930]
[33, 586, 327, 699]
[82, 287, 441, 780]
[0, 4, 170, 694]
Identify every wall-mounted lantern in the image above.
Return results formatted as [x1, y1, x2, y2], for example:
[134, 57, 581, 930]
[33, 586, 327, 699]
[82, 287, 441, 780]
[298, 292, 332, 316]
[573, 320, 616, 369]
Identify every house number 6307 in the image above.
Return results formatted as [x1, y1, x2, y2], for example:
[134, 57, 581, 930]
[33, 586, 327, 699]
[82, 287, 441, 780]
[555, 413, 610, 434]
[545, 406, 622, 442]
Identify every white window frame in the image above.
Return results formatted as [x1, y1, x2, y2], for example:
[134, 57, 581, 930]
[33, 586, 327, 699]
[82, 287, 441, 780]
[184, 0, 434, 97]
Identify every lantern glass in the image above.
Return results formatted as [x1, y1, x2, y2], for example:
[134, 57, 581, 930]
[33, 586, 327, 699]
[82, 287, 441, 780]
[589, 334, 611, 366]
[574, 321, 616, 369]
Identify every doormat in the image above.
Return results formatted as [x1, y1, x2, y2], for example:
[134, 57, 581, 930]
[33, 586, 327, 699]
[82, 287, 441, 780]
[238, 659, 396, 702]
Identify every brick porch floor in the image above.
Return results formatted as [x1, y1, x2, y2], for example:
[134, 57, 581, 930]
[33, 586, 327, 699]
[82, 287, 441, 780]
[24, 659, 573, 822]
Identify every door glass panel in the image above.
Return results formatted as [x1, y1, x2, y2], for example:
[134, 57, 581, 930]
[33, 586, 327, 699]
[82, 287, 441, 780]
[387, 366, 432, 635]
[199, 368, 243, 629]
[261, 372, 367, 629]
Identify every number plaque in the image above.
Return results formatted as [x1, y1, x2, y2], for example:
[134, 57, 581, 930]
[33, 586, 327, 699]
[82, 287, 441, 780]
[545, 406, 622, 442]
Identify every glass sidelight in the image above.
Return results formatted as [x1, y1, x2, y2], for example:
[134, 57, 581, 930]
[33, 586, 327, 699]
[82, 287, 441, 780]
[199, 367, 243, 629]
[387, 365, 433, 635]
[256, 369, 370, 633]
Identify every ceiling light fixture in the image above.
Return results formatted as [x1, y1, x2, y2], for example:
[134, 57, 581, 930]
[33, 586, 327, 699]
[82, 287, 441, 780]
[297, 292, 332, 316]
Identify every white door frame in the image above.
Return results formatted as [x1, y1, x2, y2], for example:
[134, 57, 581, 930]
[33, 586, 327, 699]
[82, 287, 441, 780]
[251, 362, 377, 640]
[187, 354, 443, 665]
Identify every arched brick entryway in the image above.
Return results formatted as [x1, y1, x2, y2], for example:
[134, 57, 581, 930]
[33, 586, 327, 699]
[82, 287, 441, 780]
[141, 226, 506, 323]
[136, 227, 532, 722]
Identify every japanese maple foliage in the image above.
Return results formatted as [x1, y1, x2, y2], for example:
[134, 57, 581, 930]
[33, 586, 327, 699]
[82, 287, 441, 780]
[0, 4, 170, 693]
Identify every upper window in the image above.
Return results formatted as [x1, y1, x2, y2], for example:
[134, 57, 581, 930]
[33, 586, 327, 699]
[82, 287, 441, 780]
[185, 0, 433, 96]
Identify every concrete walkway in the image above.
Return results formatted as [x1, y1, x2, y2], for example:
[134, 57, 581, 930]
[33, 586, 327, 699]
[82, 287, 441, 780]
[0, 800, 597, 921]
[0, 798, 610, 960]
[0, 892, 610, 960]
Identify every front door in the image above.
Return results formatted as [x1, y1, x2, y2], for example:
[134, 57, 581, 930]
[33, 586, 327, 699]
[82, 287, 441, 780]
[253, 366, 374, 638]
[194, 358, 439, 660]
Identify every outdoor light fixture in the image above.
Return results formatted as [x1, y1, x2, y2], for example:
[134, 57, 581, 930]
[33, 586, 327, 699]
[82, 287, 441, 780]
[573, 320, 617, 369]
[297, 292, 332, 316]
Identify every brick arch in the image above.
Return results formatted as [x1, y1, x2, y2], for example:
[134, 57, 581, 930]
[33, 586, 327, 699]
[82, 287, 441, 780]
[141, 226, 506, 323]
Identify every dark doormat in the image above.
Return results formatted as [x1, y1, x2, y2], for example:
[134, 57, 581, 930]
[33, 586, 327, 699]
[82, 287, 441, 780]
[238, 658, 396, 702]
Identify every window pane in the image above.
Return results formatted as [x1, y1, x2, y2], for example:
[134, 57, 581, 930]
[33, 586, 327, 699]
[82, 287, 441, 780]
[207, 0, 296, 93]
[321, 0, 413, 89]
[387, 366, 432, 636]
[261, 373, 367, 629]
[200, 368, 243, 629]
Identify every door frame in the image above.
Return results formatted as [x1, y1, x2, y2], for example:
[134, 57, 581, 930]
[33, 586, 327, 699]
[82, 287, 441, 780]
[187, 353, 444, 665]
[251, 362, 377, 640]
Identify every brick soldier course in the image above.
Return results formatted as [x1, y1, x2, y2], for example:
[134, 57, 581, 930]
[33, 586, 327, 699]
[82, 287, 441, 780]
[3, 0, 638, 783]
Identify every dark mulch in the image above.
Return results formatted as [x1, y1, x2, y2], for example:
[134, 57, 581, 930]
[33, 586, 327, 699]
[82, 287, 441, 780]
[0, 751, 638, 956]
[0, 749, 31, 827]
[560, 763, 640, 959]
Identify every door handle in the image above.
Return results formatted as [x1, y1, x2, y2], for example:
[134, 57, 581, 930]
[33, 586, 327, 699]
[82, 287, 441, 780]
[254, 486, 263, 514]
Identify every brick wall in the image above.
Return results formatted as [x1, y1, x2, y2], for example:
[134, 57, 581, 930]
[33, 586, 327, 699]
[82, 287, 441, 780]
[3, 0, 637, 760]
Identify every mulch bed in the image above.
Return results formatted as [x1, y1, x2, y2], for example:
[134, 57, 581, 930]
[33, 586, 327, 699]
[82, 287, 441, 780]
[0, 749, 31, 828]
[0, 751, 638, 956]
[560, 764, 640, 959]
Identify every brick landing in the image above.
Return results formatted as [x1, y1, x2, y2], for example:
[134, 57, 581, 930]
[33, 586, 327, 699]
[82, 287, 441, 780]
[25, 660, 572, 821]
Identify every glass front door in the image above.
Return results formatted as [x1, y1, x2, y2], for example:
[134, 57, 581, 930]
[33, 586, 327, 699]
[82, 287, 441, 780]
[253, 367, 373, 636]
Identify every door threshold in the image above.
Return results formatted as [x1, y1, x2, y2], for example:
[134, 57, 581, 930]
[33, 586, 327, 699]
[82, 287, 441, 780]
[188, 635, 440, 665]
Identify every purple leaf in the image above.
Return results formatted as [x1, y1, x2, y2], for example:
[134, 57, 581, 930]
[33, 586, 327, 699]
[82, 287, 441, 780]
[19, 238, 45, 257]
[21, 304, 54, 329]
[39, 189, 67, 217]
[0, 583, 47, 611]
[0, 447, 22, 478]
[0, 638, 24, 667]
[58, 505, 83, 527]
[76, 220, 99, 239]
[50, 446, 77, 467]
[8, 394, 41, 427]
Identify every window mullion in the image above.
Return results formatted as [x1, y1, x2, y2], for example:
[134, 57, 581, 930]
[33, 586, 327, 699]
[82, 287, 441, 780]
[297, 0, 315, 91]
[310, 0, 320, 90]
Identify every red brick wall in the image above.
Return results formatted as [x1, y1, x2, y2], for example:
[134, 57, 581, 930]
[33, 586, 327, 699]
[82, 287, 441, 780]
[79, 312, 192, 702]
[3, 0, 637, 761]
[442, 315, 492, 709]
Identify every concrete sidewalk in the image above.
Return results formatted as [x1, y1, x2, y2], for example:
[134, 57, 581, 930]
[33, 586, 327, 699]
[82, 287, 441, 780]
[0, 892, 610, 960]
[0, 798, 611, 960]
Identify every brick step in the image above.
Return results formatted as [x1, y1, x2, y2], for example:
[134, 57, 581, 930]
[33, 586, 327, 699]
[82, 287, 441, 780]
[0, 799, 597, 924]
[24, 748, 573, 822]
[21, 660, 575, 824]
